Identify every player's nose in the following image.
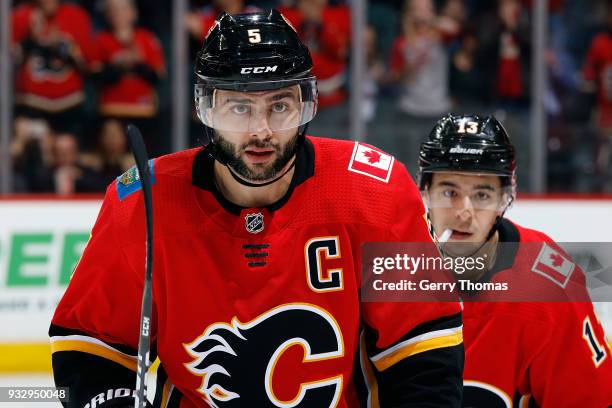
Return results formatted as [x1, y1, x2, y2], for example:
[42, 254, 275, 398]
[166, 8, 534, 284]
[456, 197, 474, 221]
[247, 111, 274, 138]
[456, 209, 473, 223]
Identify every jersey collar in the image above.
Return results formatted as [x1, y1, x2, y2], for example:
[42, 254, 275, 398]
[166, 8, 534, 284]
[191, 137, 315, 216]
[460, 218, 520, 295]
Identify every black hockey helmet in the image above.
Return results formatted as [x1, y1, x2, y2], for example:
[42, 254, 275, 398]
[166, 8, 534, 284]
[196, 9, 313, 84]
[194, 9, 317, 135]
[418, 114, 516, 191]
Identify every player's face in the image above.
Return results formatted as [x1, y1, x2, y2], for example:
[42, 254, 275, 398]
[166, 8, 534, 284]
[212, 87, 302, 182]
[426, 172, 504, 256]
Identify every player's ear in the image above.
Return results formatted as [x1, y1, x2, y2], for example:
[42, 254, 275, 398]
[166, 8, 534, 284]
[495, 195, 506, 217]
[498, 186, 515, 215]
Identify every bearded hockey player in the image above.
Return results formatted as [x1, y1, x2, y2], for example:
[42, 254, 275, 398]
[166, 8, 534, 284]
[49, 10, 464, 408]
[418, 114, 612, 407]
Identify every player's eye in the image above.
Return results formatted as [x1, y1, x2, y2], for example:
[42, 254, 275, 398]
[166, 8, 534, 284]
[271, 102, 287, 113]
[474, 191, 491, 201]
[231, 104, 250, 115]
[442, 189, 457, 198]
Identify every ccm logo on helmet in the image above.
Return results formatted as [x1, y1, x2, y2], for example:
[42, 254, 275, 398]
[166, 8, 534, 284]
[240, 66, 278, 74]
[449, 147, 483, 155]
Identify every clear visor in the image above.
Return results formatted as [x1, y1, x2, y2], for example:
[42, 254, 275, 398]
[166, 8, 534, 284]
[195, 78, 317, 133]
[421, 171, 514, 211]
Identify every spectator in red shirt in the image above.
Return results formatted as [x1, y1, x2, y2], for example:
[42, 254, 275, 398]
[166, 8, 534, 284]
[582, 1, 612, 190]
[185, 0, 259, 42]
[11, 0, 95, 137]
[281, 0, 350, 109]
[93, 0, 166, 154]
[184, 1, 259, 146]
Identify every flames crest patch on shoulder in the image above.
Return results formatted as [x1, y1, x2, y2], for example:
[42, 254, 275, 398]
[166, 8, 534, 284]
[116, 159, 156, 200]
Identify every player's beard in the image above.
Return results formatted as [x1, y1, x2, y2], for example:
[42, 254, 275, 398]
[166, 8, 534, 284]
[214, 132, 299, 182]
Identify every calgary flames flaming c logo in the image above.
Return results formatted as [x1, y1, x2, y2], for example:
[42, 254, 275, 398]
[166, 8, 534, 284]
[184, 304, 344, 408]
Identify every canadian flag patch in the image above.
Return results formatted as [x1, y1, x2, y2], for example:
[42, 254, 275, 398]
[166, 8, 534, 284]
[531, 244, 575, 288]
[348, 142, 394, 182]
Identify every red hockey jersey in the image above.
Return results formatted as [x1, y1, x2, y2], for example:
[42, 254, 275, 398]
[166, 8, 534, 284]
[93, 28, 165, 118]
[11, 3, 94, 111]
[582, 32, 612, 129]
[50, 137, 463, 408]
[280, 6, 350, 107]
[462, 219, 612, 407]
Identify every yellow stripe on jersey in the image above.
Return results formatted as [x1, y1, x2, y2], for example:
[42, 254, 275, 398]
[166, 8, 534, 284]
[519, 394, 532, 408]
[150, 358, 172, 408]
[160, 380, 172, 408]
[371, 326, 463, 372]
[50, 337, 137, 372]
[359, 333, 380, 408]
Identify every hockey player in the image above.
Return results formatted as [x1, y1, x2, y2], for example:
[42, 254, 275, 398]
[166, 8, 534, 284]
[418, 113, 612, 407]
[50, 10, 464, 408]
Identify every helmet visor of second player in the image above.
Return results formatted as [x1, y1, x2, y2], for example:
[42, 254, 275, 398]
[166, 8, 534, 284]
[195, 78, 318, 133]
[421, 171, 514, 211]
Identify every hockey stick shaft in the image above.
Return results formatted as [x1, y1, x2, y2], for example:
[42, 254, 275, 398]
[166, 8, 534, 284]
[126, 124, 154, 408]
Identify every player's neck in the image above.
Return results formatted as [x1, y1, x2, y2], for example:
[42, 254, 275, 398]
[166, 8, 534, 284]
[459, 231, 500, 282]
[213, 159, 296, 208]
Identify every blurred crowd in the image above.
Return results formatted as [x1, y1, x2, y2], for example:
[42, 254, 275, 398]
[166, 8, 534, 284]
[6, 0, 612, 193]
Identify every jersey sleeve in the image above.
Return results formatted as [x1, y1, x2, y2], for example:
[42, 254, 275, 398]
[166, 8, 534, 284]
[198, 13, 217, 41]
[319, 7, 350, 60]
[11, 6, 31, 45]
[526, 302, 612, 407]
[143, 32, 166, 75]
[73, 8, 96, 65]
[50, 183, 155, 408]
[359, 162, 464, 407]
[582, 35, 602, 83]
[389, 37, 406, 76]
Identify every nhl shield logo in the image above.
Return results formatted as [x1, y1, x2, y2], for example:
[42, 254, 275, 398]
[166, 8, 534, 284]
[245, 212, 264, 234]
